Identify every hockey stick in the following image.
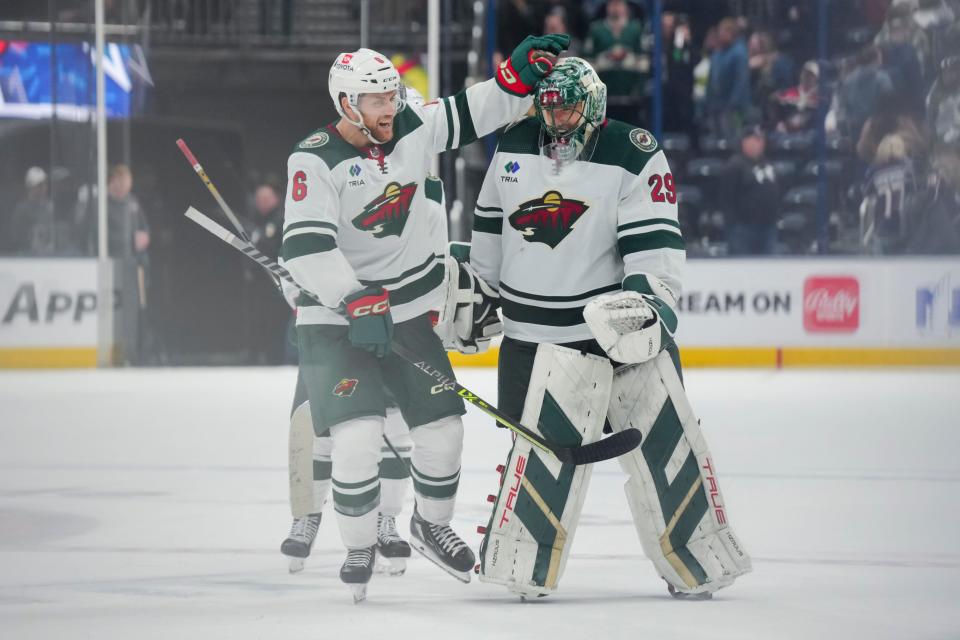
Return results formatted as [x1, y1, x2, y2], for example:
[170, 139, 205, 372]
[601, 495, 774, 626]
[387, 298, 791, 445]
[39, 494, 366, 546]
[176, 138, 282, 289]
[184, 206, 641, 465]
[174, 146, 410, 469]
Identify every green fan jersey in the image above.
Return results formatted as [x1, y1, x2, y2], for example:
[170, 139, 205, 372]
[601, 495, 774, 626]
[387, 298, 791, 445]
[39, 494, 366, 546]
[281, 78, 531, 326]
[470, 118, 685, 343]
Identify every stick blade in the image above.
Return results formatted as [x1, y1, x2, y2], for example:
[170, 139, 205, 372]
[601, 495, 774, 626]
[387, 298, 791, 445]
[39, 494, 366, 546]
[567, 428, 641, 465]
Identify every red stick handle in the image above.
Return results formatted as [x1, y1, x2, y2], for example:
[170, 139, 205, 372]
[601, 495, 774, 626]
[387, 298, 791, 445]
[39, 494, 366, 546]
[176, 138, 200, 168]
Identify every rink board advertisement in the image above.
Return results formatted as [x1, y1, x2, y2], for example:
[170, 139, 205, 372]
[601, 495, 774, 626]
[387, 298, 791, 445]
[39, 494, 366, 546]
[451, 257, 960, 369]
[676, 258, 960, 346]
[3, 257, 959, 368]
[0, 259, 104, 367]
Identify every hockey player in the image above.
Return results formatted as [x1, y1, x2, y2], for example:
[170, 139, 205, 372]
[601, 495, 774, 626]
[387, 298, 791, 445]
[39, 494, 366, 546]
[444, 57, 752, 599]
[280, 37, 569, 602]
[280, 161, 446, 577]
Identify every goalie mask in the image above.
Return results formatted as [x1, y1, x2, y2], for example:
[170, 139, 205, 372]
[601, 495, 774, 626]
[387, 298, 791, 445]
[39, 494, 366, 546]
[533, 57, 606, 172]
[328, 48, 407, 144]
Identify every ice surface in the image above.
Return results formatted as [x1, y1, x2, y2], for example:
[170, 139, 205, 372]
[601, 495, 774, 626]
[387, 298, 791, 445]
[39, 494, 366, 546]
[1, 367, 958, 639]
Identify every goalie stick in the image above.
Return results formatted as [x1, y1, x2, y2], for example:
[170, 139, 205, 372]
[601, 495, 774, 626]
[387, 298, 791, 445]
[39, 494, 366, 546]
[184, 205, 641, 465]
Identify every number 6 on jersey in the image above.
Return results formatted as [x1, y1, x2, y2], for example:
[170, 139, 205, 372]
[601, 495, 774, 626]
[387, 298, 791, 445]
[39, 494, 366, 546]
[292, 170, 308, 202]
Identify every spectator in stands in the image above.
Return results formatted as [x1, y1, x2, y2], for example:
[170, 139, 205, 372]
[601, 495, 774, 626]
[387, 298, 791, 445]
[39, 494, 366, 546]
[857, 100, 927, 166]
[749, 29, 795, 117]
[8, 167, 57, 256]
[705, 17, 751, 139]
[660, 11, 695, 132]
[584, 0, 645, 124]
[248, 183, 283, 262]
[242, 182, 290, 364]
[859, 133, 920, 254]
[721, 127, 781, 255]
[880, 39, 928, 117]
[829, 46, 893, 139]
[544, 5, 580, 57]
[84, 164, 150, 259]
[495, 0, 540, 67]
[914, 0, 956, 66]
[874, 2, 932, 79]
[927, 54, 960, 147]
[693, 26, 718, 125]
[904, 145, 960, 253]
[770, 61, 821, 133]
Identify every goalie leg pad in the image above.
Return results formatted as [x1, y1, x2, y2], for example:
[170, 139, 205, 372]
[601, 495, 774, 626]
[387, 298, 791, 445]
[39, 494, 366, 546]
[608, 351, 752, 596]
[479, 344, 613, 598]
[289, 398, 333, 518]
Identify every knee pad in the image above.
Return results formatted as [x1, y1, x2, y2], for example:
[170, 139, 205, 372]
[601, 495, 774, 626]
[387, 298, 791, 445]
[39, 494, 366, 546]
[410, 415, 463, 476]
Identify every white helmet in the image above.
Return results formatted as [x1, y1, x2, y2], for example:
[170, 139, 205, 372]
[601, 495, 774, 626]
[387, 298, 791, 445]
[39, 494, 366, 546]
[328, 48, 407, 143]
[404, 85, 424, 108]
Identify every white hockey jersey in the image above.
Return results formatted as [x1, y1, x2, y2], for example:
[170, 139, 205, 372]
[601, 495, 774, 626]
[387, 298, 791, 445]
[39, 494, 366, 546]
[470, 118, 685, 343]
[281, 78, 531, 325]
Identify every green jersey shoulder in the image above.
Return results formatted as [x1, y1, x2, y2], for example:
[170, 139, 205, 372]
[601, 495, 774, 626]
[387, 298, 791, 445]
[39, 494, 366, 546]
[292, 126, 356, 169]
[590, 120, 661, 175]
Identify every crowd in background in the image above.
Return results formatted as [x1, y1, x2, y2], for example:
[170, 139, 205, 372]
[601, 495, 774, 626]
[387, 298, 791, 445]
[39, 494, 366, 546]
[2, 0, 959, 366]
[496, 0, 960, 255]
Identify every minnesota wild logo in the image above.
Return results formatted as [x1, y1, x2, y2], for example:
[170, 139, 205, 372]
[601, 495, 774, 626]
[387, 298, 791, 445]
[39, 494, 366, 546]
[508, 191, 589, 249]
[352, 181, 418, 238]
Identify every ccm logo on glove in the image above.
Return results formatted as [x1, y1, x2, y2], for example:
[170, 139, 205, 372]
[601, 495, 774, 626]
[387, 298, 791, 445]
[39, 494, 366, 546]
[346, 291, 390, 317]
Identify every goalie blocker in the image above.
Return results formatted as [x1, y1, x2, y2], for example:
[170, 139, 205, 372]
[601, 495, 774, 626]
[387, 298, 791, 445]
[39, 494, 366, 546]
[479, 344, 750, 599]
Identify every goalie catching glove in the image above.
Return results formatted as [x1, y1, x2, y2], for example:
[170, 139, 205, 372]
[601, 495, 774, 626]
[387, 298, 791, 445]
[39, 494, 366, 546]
[583, 274, 679, 364]
[435, 242, 502, 354]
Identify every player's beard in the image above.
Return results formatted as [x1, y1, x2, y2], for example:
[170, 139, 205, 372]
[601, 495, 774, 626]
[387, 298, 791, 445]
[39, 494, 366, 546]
[364, 114, 394, 144]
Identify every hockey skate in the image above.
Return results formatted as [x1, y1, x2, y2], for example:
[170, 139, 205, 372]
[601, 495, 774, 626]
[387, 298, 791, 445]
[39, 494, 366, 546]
[280, 513, 321, 573]
[375, 513, 411, 576]
[409, 508, 475, 583]
[340, 545, 376, 603]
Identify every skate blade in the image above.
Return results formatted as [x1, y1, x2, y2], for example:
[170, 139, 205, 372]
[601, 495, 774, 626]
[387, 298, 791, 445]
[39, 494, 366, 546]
[349, 583, 368, 604]
[374, 556, 406, 576]
[409, 538, 471, 584]
[288, 557, 306, 574]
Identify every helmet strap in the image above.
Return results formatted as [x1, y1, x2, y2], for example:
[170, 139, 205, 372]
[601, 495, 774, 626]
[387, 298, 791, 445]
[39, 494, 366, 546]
[337, 94, 384, 145]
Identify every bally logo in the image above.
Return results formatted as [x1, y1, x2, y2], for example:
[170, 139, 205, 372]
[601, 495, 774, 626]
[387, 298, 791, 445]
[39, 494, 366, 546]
[508, 190, 589, 249]
[352, 181, 417, 238]
[332, 378, 359, 397]
[803, 276, 859, 332]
